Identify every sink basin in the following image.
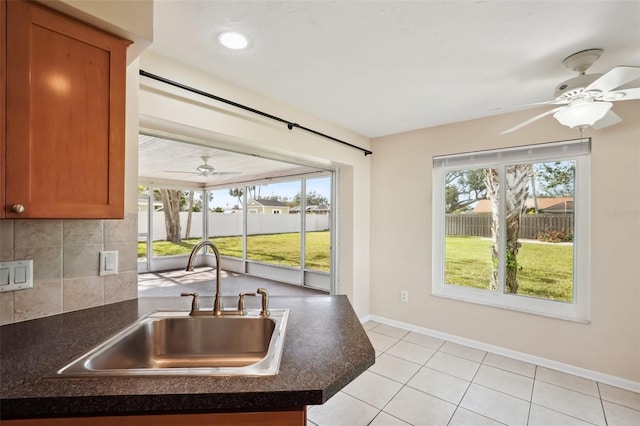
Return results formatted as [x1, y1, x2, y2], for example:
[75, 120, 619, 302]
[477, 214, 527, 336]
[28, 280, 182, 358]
[56, 309, 289, 377]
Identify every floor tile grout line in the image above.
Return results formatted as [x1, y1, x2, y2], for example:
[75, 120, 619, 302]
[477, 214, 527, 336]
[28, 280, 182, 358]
[525, 364, 538, 426]
[449, 350, 486, 425]
[596, 382, 609, 426]
[528, 402, 602, 426]
[531, 368, 608, 426]
[535, 376, 607, 400]
[400, 333, 447, 352]
[599, 398, 640, 414]
[546, 381, 602, 400]
[481, 356, 537, 380]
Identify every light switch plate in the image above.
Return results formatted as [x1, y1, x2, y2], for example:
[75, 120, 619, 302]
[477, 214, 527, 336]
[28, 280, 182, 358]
[0, 260, 34, 292]
[99, 251, 118, 276]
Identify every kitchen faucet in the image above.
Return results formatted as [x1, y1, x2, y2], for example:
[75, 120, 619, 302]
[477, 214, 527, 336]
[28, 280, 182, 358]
[184, 240, 269, 316]
[185, 240, 224, 315]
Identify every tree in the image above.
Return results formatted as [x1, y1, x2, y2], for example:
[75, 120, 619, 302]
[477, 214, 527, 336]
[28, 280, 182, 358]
[184, 191, 195, 239]
[229, 186, 258, 206]
[484, 165, 531, 293]
[534, 161, 575, 197]
[229, 188, 243, 206]
[157, 189, 182, 243]
[444, 170, 487, 213]
[293, 190, 329, 207]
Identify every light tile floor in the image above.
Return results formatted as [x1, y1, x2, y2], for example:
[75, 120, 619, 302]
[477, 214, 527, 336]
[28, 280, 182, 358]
[307, 321, 640, 426]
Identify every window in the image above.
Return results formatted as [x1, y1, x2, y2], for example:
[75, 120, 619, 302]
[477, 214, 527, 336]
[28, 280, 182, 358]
[432, 139, 590, 321]
[247, 181, 301, 268]
[304, 176, 332, 273]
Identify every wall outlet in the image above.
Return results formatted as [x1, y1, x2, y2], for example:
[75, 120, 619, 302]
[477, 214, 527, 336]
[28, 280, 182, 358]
[400, 290, 409, 303]
[99, 251, 118, 276]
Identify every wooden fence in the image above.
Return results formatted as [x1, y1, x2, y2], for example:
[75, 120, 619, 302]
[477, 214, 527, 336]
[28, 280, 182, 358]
[445, 214, 573, 239]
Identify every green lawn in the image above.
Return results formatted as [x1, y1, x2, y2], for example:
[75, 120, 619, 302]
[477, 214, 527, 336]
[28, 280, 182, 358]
[445, 236, 573, 302]
[139, 233, 572, 301]
[138, 231, 331, 272]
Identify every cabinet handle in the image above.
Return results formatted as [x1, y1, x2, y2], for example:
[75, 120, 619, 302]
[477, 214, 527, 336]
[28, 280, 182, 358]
[11, 204, 25, 214]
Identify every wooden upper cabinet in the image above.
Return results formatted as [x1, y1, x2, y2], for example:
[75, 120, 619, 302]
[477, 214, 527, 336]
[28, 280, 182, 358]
[3, 0, 130, 219]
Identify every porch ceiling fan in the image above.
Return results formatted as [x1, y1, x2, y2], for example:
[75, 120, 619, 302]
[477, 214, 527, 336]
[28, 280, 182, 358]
[165, 156, 241, 177]
[501, 49, 640, 134]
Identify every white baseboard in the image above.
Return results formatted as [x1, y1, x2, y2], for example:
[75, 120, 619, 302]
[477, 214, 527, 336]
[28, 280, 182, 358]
[361, 314, 640, 394]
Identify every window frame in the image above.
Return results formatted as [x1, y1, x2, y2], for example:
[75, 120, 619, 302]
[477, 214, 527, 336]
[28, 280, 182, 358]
[432, 139, 591, 322]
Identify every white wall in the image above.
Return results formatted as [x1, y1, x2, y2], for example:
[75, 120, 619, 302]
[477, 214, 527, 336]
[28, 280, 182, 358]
[52, 0, 153, 63]
[138, 52, 372, 316]
[370, 100, 640, 384]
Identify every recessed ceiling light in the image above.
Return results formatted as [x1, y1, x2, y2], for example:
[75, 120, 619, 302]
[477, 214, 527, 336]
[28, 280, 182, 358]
[218, 31, 249, 50]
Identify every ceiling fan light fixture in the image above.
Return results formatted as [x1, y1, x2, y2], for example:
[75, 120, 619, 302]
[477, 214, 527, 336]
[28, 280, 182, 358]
[553, 100, 612, 129]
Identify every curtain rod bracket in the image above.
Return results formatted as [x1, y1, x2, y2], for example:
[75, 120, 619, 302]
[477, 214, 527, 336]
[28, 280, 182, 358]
[139, 69, 372, 157]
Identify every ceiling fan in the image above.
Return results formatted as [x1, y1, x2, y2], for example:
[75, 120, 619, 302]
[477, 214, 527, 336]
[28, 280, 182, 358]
[501, 49, 640, 134]
[166, 156, 241, 177]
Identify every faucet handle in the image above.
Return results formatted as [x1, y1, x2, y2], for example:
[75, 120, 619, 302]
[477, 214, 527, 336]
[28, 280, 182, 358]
[256, 288, 269, 317]
[237, 292, 256, 314]
[181, 292, 199, 315]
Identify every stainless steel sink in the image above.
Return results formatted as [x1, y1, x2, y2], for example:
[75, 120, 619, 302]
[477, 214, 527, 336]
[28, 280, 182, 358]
[56, 309, 289, 376]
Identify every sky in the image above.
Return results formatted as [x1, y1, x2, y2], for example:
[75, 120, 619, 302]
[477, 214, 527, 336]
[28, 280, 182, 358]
[208, 177, 331, 210]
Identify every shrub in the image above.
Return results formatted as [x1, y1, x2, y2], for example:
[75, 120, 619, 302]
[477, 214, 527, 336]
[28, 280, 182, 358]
[537, 228, 573, 243]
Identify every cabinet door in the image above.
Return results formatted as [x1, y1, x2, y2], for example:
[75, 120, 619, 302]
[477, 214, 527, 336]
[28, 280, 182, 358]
[5, 0, 129, 219]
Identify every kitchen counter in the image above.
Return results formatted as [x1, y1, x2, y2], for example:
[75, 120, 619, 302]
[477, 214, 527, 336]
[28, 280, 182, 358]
[0, 295, 374, 420]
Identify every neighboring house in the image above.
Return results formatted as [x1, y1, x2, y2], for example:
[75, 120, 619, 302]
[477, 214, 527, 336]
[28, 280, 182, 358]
[541, 199, 574, 214]
[473, 197, 573, 214]
[247, 199, 290, 215]
[289, 204, 331, 215]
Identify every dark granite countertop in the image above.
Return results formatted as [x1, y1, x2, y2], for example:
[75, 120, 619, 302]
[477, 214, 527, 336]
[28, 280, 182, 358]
[0, 295, 374, 420]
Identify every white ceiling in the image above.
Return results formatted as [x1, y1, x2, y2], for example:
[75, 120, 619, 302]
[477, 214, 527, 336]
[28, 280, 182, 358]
[138, 134, 320, 187]
[140, 1, 640, 186]
[147, 0, 640, 139]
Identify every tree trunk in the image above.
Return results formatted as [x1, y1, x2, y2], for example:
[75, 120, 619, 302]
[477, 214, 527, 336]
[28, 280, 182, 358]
[484, 168, 500, 292]
[159, 189, 182, 243]
[484, 164, 531, 293]
[185, 191, 194, 239]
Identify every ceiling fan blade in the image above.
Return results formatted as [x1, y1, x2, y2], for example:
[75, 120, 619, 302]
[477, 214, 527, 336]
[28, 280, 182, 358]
[585, 66, 640, 94]
[492, 99, 568, 113]
[165, 170, 200, 175]
[500, 106, 566, 135]
[592, 110, 622, 130]
[605, 87, 640, 101]
[211, 171, 242, 175]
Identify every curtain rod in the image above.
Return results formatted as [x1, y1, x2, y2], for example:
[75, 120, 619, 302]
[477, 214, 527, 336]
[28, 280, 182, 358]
[139, 70, 373, 156]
